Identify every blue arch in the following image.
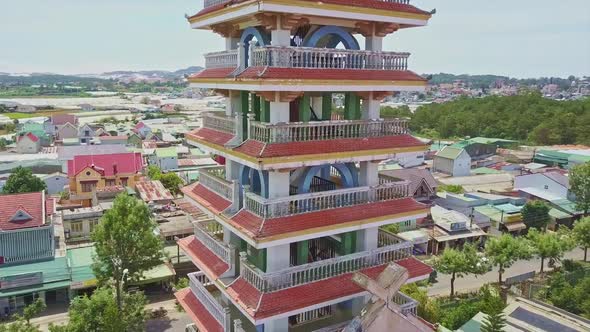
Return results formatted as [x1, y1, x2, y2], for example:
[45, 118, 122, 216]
[302, 26, 360, 50]
[298, 164, 356, 194]
[240, 27, 271, 67]
[239, 165, 268, 198]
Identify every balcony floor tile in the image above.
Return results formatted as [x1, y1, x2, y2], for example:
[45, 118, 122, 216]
[175, 288, 224, 332]
[226, 258, 433, 321]
[178, 235, 230, 280]
[230, 197, 429, 242]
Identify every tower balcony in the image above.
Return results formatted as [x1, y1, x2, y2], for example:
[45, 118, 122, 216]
[244, 181, 411, 219]
[204, 49, 238, 69]
[203, 0, 413, 10]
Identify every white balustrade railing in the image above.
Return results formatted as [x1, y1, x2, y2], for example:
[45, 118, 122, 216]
[239, 241, 413, 292]
[392, 291, 418, 316]
[249, 119, 409, 143]
[204, 50, 238, 69]
[202, 112, 236, 134]
[378, 229, 406, 247]
[194, 221, 234, 265]
[251, 45, 410, 71]
[188, 272, 231, 331]
[244, 181, 410, 219]
[199, 167, 234, 201]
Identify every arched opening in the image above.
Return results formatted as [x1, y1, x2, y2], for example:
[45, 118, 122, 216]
[239, 165, 267, 198]
[293, 163, 358, 195]
[240, 27, 271, 68]
[302, 26, 360, 50]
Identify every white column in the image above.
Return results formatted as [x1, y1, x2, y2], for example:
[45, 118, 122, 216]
[311, 96, 323, 119]
[362, 92, 380, 120]
[365, 36, 383, 52]
[266, 243, 290, 272]
[271, 17, 291, 46]
[223, 226, 232, 244]
[357, 227, 378, 251]
[267, 170, 290, 198]
[358, 161, 379, 187]
[264, 317, 289, 332]
[225, 36, 240, 50]
[269, 101, 290, 124]
[226, 90, 240, 117]
[225, 159, 240, 181]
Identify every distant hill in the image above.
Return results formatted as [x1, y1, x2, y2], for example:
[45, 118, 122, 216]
[426, 73, 575, 90]
[0, 66, 204, 85]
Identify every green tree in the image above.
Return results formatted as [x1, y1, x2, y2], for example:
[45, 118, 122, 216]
[485, 234, 532, 285]
[527, 228, 574, 274]
[0, 320, 40, 332]
[570, 162, 590, 215]
[22, 299, 46, 325]
[2, 166, 47, 194]
[159, 172, 183, 196]
[146, 165, 162, 180]
[139, 96, 150, 104]
[49, 287, 147, 332]
[438, 184, 465, 194]
[433, 244, 490, 297]
[481, 311, 507, 332]
[400, 283, 441, 323]
[521, 201, 551, 231]
[91, 194, 163, 311]
[573, 217, 590, 261]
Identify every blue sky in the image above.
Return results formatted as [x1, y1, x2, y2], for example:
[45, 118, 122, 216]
[1, 0, 589, 77]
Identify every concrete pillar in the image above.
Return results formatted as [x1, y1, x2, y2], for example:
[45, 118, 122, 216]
[361, 92, 380, 120]
[351, 295, 369, 316]
[266, 243, 290, 272]
[358, 161, 379, 187]
[357, 227, 379, 251]
[271, 17, 291, 47]
[264, 317, 289, 332]
[365, 36, 383, 52]
[311, 96, 323, 119]
[225, 159, 240, 181]
[223, 226, 232, 244]
[267, 170, 290, 199]
[269, 101, 290, 124]
[225, 36, 240, 50]
[227, 90, 241, 117]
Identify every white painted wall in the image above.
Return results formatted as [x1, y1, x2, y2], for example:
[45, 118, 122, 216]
[514, 173, 568, 198]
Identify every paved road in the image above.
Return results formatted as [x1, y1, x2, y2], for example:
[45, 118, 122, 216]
[31, 298, 190, 332]
[428, 248, 585, 297]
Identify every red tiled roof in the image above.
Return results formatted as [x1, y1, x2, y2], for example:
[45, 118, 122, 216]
[227, 259, 432, 320]
[238, 67, 426, 81]
[175, 288, 224, 332]
[51, 114, 78, 126]
[135, 122, 145, 129]
[182, 183, 232, 215]
[67, 152, 144, 177]
[191, 68, 235, 79]
[135, 180, 174, 202]
[17, 132, 39, 143]
[188, 0, 430, 21]
[186, 128, 234, 146]
[190, 67, 426, 82]
[234, 134, 425, 159]
[178, 236, 230, 279]
[230, 198, 428, 240]
[393, 257, 434, 280]
[45, 198, 55, 216]
[0, 192, 45, 231]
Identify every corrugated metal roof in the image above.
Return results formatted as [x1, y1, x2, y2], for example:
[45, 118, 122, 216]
[435, 146, 465, 160]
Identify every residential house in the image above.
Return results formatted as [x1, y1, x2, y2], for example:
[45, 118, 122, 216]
[16, 132, 41, 154]
[127, 133, 142, 148]
[77, 124, 95, 144]
[78, 104, 94, 112]
[426, 205, 487, 255]
[44, 114, 78, 136]
[39, 172, 69, 195]
[0, 192, 55, 265]
[135, 180, 174, 204]
[154, 147, 178, 170]
[379, 169, 437, 201]
[56, 122, 79, 140]
[514, 171, 572, 201]
[134, 122, 152, 138]
[433, 146, 471, 176]
[15, 105, 36, 113]
[61, 205, 104, 243]
[67, 152, 144, 207]
[160, 103, 176, 113]
[17, 122, 51, 146]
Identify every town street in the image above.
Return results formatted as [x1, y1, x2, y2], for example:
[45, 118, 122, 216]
[428, 248, 585, 296]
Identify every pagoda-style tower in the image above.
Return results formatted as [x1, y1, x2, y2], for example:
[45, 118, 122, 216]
[177, 1, 434, 331]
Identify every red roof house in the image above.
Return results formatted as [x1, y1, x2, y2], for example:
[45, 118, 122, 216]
[67, 152, 144, 177]
[0, 192, 47, 231]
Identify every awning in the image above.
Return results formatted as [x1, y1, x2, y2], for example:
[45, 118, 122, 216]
[505, 222, 527, 232]
[0, 280, 71, 298]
